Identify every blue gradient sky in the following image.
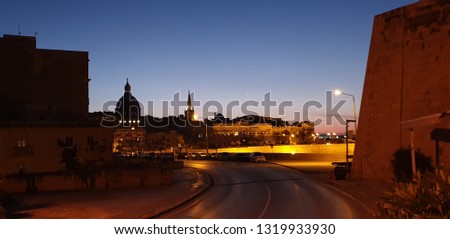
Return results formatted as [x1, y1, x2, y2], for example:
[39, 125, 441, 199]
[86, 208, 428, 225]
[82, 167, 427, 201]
[1, 0, 417, 132]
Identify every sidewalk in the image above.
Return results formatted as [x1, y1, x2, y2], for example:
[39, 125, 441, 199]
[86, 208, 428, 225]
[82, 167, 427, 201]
[327, 178, 390, 217]
[1, 167, 210, 219]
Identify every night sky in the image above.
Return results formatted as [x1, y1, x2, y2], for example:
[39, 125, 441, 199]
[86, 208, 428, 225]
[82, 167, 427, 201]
[1, 0, 417, 132]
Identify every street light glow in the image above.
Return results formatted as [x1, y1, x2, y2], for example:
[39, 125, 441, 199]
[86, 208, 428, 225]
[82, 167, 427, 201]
[334, 89, 357, 134]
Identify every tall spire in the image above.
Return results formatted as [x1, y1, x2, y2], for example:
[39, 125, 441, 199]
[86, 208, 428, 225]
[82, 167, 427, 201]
[185, 90, 195, 122]
[125, 78, 131, 93]
[187, 90, 192, 110]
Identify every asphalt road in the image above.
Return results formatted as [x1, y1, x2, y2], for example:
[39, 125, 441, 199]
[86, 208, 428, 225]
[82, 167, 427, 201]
[161, 160, 373, 219]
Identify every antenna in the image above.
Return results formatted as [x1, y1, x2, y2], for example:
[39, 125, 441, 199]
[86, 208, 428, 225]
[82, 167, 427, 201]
[17, 22, 21, 35]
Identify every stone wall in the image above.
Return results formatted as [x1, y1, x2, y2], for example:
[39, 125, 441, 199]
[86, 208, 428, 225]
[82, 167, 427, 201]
[354, 0, 450, 181]
[0, 161, 183, 193]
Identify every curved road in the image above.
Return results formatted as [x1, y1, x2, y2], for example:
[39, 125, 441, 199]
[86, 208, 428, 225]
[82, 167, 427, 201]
[161, 161, 373, 219]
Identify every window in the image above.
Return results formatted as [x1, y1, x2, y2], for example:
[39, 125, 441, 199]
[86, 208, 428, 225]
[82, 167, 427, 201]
[17, 140, 26, 148]
[14, 140, 33, 156]
[65, 136, 73, 146]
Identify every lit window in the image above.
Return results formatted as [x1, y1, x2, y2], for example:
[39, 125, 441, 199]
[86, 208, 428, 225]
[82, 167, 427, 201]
[17, 140, 26, 148]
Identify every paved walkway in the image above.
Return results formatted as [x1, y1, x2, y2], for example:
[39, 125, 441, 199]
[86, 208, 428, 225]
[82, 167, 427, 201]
[1, 167, 210, 219]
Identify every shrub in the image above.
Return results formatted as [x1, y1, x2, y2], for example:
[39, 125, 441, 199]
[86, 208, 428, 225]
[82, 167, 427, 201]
[391, 148, 433, 182]
[378, 168, 450, 219]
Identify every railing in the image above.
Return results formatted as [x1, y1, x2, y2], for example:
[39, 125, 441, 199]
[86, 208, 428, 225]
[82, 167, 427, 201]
[12, 146, 33, 156]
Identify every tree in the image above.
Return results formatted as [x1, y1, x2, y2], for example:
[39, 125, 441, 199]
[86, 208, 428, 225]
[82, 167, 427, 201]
[57, 139, 80, 171]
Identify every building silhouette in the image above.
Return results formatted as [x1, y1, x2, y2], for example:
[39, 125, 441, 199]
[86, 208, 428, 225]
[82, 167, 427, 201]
[115, 79, 142, 125]
[112, 80, 145, 154]
[0, 34, 112, 181]
[107, 84, 316, 155]
[0, 34, 88, 121]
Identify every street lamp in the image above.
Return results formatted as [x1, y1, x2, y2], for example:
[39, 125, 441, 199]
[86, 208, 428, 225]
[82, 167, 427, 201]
[334, 89, 357, 134]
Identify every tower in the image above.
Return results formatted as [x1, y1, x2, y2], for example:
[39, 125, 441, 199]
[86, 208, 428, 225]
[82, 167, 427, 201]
[185, 91, 195, 122]
[353, 0, 450, 180]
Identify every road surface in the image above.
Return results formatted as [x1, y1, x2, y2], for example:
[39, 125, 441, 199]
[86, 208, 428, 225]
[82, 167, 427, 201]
[160, 160, 373, 219]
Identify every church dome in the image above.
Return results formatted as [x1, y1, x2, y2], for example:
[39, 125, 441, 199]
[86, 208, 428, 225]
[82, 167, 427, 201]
[115, 79, 141, 121]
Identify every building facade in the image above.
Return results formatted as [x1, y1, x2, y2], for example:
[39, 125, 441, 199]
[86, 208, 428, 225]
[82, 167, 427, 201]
[210, 121, 315, 147]
[0, 125, 112, 176]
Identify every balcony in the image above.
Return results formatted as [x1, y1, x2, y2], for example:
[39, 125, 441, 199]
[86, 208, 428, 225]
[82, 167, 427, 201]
[12, 146, 34, 156]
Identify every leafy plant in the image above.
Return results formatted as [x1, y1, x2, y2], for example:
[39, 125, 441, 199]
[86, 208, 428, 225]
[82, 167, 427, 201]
[378, 168, 450, 218]
[391, 148, 433, 182]
[57, 140, 80, 171]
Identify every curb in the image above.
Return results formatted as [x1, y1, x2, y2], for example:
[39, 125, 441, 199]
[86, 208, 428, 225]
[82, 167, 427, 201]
[0, 203, 5, 219]
[0, 191, 6, 219]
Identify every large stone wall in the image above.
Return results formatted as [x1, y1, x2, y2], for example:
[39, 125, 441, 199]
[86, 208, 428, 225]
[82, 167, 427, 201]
[354, 0, 450, 181]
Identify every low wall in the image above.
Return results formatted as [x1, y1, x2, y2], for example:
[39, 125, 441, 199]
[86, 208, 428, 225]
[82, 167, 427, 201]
[214, 143, 354, 155]
[264, 153, 344, 162]
[0, 161, 183, 193]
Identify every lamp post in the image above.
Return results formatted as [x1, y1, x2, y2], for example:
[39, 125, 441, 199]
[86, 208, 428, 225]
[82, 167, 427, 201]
[334, 90, 357, 135]
[345, 120, 356, 174]
[205, 119, 209, 155]
[335, 90, 359, 180]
